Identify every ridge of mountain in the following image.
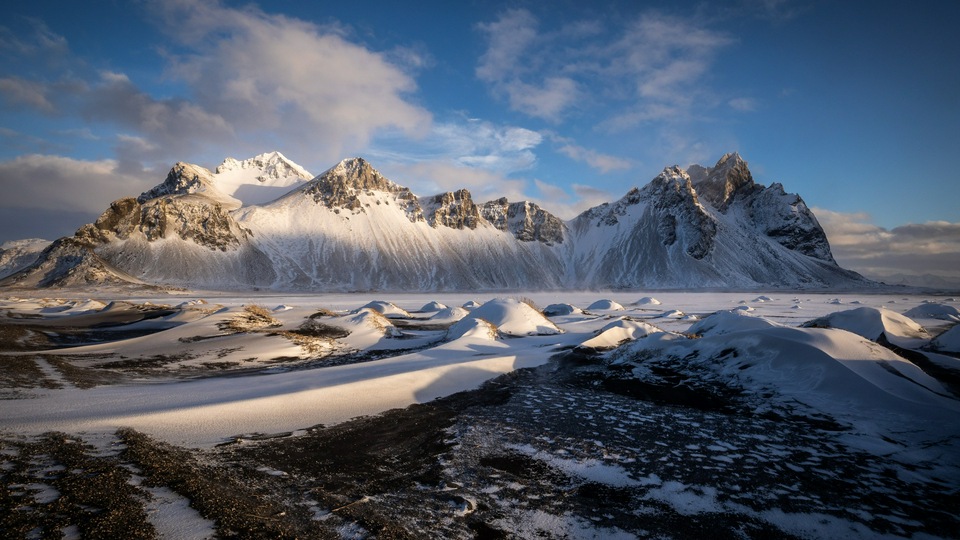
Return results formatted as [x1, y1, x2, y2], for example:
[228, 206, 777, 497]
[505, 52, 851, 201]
[1, 152, 873, 291]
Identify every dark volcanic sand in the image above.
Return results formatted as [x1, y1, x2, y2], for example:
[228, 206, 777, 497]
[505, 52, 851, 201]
[4, 352, 958, 539]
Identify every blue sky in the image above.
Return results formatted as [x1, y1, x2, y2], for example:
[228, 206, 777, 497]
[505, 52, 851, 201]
[1, 0, 958, 282]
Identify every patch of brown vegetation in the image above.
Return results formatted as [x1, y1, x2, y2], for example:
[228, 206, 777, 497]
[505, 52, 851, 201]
[218, 305, 283, 333]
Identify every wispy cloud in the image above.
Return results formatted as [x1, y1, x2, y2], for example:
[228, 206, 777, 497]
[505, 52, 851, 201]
[475, 9, 733, 129]
[372, 118, 543, 176]
[0, 77, 55, 112]
[814, 207, 960, 281]
[728, 97, 758, 112]
[0, 18, 70, 65]
[530, 179, 616, 219]
[476, 9, 579, 122]
[550, 136, 632, 173]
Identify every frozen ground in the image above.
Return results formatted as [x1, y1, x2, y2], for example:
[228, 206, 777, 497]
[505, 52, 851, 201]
[1, 290, 958, 538]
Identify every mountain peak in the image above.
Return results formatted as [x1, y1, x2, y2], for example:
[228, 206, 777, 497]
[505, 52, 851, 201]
[689, 152, 755, 211]
[318, 157, 404, 194]
[215, 151, 312, 181]
[138, 162, 218, 203]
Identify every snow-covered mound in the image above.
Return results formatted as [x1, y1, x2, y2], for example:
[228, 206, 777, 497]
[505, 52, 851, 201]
[587, 299, 624, 311]
[445, 317, 499, 341]
[635, 297, 662, 306]
[359, 300, 411, 319]
[462, 300, 481, 309]
[658, 310, 685, 319]
[38, 299, 108, 316]
[419, 301, 447, 312]
[932, 325, 960, 354]
[904, 303, 960, 323]
[543, 303, 583, 316]
[452, 298, 561, 337]
[688, 310, 781, 337]
[340, 308, 402, 338]
[579, 319, 662, 351]
[429, 306, 469, 324]
[428, 306, 470, 324]
[614, 323, 960, 443]
[802, 307, 930, 344]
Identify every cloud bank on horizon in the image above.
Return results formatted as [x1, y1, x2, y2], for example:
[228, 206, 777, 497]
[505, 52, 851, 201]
[0, 0, 957, 284]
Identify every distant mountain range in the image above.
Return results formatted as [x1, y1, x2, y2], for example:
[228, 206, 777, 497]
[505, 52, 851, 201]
[0, 151, 873, 291]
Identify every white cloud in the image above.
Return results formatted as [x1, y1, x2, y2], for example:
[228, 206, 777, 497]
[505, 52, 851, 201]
[0, 77, 55, 112]
[374, 118, 543, 175]
[476, 10, 580, 122]
[384, 161, 528, 202]
[813, 207, 960, 282]
[152, 0, 431, 165]
[531, 179, 616, 219]
[555, 142, 632, 173]
[728, 97, 758, 112]
[0, 154, 154, 213]
[80, 71, 235, 161]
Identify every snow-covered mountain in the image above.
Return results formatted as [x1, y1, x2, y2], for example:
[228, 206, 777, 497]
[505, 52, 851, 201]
[566, 153, 862, 289]
[0, 238, 51, 280]
[235, 158, 566, 290]
[1, 152, 873, 291]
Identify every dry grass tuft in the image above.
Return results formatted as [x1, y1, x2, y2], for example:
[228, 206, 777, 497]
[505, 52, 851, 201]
[219, 304, 283, 333]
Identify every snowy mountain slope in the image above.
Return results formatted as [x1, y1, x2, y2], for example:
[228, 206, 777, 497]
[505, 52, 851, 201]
[3, 152, 872, 291]
[566, 154, 866, 289]
[2, 159, 278, 289]
[213, 151, 313, 206]
[235, 158, 566, 290]
[0, 238, 50, 279]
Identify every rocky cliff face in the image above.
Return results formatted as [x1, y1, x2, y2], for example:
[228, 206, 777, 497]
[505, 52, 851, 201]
[137, 162, 219, 204]
[481, 199, 566, 245]
[298, 158, 424, 222]
[689, 153, 835, 262]
[424, 189, 481, 230]
[0, 236, 144, 288]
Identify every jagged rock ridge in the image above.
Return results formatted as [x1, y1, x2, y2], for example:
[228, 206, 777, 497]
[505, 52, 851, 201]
[2, 152, 870, 291]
